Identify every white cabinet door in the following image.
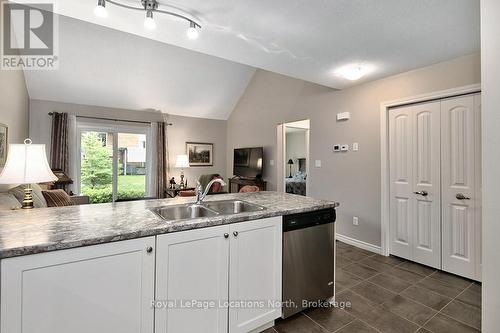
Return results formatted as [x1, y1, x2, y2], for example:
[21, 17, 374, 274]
[389, 106, 414, 260]
[389, 102, 441, 268]
[412, 102, 441, 268]
[229, 217, 282, 333]
[1, 237, 156, 333]
[441, 95, 480, 280]
[155, 225, 230, 333]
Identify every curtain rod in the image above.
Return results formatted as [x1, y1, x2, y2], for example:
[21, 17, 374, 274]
[47, 112, 172, 126]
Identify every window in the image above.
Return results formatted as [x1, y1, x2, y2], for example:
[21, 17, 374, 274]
[77, 121, 152, 204]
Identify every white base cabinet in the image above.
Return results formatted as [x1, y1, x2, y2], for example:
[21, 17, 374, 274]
[155, 216, 282, 333]
[1, 217, 283, 333]
[0, 237, 156, 333]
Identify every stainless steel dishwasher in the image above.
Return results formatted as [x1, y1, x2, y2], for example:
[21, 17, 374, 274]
[282, 207, 336, 318]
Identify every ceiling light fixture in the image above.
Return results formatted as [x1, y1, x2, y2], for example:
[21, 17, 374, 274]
[93, 0, 201, 35]
[94, 0, 108, 18]
[335, 64, 373, 81]
[144, 10, 156, 30]
[186, 21, 199, 40]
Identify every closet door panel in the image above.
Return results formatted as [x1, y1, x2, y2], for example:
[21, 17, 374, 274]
[389, 107, 413, 259]
[412, 102, 441, 268]
[441, 96, 477, 279]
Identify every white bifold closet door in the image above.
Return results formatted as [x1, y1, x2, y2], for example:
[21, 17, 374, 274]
[441, 94, 481, 280]
[389, 101, 441, 269]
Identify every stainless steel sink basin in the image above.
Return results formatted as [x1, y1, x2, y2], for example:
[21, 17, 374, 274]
[152, 204, 219, 221]
[152, 200, 266, 221]
[204, 200, 265, 215]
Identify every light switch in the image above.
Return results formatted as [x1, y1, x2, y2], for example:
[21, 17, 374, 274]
[353, 143, 359, 151]
[315, 160, 322, 167]
[270, 160, 275, 166]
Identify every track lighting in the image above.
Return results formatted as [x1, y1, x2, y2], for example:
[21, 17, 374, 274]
[94, 0, 108, 18]
[92, 0, 201, 35]
[187, 21, 199, 40]
[144, 10, 156, 30]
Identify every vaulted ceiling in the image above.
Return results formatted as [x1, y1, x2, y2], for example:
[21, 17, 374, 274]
[16, 0, 480, 119]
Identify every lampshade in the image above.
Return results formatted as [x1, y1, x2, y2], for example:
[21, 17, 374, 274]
[0, 139, 57, 184]
[175, 154, 190, 168]
[287, 159, 294, 165]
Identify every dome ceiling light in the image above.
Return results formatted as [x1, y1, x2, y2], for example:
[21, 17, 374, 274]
[94, 0, 201, 38]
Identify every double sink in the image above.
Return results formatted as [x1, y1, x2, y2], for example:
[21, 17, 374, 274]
[152, 200, 266, 221]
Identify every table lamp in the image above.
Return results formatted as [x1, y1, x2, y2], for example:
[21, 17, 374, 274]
[0, 139, 57, 209]
[287, 159, 294, 178]
[175, 154, 190, 189]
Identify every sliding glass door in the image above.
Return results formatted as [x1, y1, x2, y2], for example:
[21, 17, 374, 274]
[77, 122, 151, 204]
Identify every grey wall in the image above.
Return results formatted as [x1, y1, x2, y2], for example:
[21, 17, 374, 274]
[227, 53, 481, 247]
[0, 68, 29, 145]
[29, 100, 227, 188]
[165, 114, 227, 188]
[285, 130, 307, 175]
[480, 0, 500, 329]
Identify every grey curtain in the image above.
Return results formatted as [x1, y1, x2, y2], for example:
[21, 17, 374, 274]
[50, 112, 69, 172]
[156, 122, 167, 198]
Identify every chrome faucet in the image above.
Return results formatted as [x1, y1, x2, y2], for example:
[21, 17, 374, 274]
[196, 178, 227, 205]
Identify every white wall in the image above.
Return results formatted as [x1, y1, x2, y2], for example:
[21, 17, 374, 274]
[0, 68, 29, 145]
[480, 0, 500, 330]
[165, 114, 227, 187]
[29, 100, 227, 189]
[0, 63, 29, 192]
[227, 53, 481, 247]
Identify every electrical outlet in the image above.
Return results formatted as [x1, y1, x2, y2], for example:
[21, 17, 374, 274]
[353, 216, 359, 226]
[353, 143, 359, 151]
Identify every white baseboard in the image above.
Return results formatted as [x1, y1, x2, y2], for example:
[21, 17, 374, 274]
[336, 234, 382, 255]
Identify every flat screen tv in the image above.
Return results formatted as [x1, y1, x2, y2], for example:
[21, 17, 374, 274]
[233, 147, 263, 179]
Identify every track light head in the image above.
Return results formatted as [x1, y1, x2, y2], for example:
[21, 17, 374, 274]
[94, 0, 108, 18]
[144, 10, 156, 30]
[187, 21, 199, 40]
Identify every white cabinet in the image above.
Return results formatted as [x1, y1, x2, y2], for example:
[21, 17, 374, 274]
[1, 237, 156, 333]
[389, 94, 482, 280]
[0, 217, 283, 333]
[155, 225, 230, 333]
[155, 217, 282, 333]
[229, 218, 282, 333]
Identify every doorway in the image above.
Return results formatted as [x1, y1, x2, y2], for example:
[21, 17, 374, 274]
[277, 120, 310, 196]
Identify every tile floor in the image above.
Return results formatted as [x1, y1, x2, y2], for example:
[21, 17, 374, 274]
[266, 241, 481, 333]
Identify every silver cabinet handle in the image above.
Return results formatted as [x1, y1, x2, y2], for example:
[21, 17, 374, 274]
[146, 246, 153, 253]
[233, 231, 239, 237]
[224, 233, 229, 238]
[456, 193, 471, 200]
[413, 191, 428, 196]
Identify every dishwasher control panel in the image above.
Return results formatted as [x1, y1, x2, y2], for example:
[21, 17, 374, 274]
[283, 208, 336, 232]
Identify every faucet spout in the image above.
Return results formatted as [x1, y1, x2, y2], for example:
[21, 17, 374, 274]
[196, 178, 227, 205]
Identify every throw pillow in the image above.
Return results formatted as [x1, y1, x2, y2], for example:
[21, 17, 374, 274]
[9, 184, 48, 208]
[42, 189, 74, 207]
[0, 193, 22, 210]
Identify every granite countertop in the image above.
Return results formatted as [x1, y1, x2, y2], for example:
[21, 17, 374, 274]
[0, 192, 337, 259]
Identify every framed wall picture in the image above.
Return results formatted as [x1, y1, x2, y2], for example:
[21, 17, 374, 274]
[186, 142, 213, 166]
[0, 123, 7, 167]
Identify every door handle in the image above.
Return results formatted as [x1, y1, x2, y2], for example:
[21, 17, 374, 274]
[456, 193, 471, 200]
[233, 231, 239, 237]
[413, 191, 428, 196]
[146, 246, 153, 253]
[224, 233, 229, 239]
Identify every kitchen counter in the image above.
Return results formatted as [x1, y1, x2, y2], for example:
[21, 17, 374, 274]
[0, 191, 337, 259]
